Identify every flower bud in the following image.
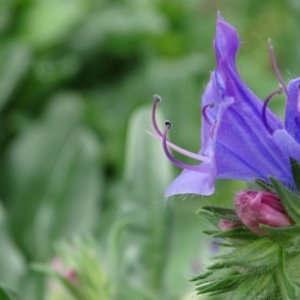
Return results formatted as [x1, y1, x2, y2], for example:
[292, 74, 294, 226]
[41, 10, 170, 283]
[219, 219, 243, 231]
[235, 191, 293, 234]
[64, 269, 78, 285]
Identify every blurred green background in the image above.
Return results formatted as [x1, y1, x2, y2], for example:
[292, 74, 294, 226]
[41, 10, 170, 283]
[0, 0, 299, 299]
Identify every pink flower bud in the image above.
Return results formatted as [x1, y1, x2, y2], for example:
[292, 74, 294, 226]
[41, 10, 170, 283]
[64, 269, 78, 286]
[219, 219, 243, 231]
[51, 257, 79, 286]
[235, 191, 293, 234]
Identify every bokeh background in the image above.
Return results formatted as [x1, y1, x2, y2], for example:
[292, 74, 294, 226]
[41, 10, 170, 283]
[0, 0, 300, 299]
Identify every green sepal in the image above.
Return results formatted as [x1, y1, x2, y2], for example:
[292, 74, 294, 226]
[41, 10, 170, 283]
[276, 246, 299, 299]
[190, 270, 214, 282]
[210, 238, 279, 269]
[290, 158, 300, 192]
[231, 273, 273, 300]
[254, 179, 275, 193]
[193, 268, 238, 293]
[200, 206, 240, 222]
[197, 210, 221, 228]
[260, 224, 300, 236]
[270, 176, 300, 226]
[204, 226, 257, 240]
[211, 241, 235, 248]
[195, 276, 237, 294]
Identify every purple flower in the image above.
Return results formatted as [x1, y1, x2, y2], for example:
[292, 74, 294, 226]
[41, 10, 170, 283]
[151, 13, 300, 197]
[235, 191, 293, 234]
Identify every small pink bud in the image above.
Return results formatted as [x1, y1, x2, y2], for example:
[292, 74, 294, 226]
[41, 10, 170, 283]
[235, 191, 293, 234]
[64, 269, 78, 286]
[51, 257, 79, 286]
[219, 219, 243, 231]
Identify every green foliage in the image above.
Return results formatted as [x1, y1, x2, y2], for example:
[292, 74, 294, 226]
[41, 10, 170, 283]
[193, 204, 300, 299]
[0, 284, 21, 300]
[193, 163, 300, 299]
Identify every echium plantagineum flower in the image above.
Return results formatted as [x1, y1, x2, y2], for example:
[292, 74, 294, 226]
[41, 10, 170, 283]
[151, 12, 300, 198]
[151, 13, 300, 299]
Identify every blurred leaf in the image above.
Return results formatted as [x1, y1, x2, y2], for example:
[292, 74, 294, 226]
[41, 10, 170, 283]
[7, 92, 102, 259]
[121, 105, 173, 296]
[0, 202, 25, 289]
[70, 5, 167, 53]
[0, 44, 31, 111]
[0, 283, 20, 300]
[17, 0, 91, 49]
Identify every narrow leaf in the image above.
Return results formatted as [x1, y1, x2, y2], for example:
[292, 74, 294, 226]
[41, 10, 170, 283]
[208, 227, 257, 240]
[276, 246, 298, 299]
[0, 284, 20, 300]
[270, 177, 300, 226]
[290, 158, 300, 192]
[260, 224, 300, 236]
[200, 206, 239, 221]
[211, 238, 279, 269]
[254, 179, 275, 193]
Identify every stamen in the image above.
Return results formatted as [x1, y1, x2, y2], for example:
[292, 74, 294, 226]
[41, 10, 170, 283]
[268, 39, 295, 111]
[162, 121, 210, 173]
[152, 94, 163, 137]
[146, 130, 211, 162]
[262, 86, 283, 134]
[202, 103, 214, 127]
[150, 94, 211, 162]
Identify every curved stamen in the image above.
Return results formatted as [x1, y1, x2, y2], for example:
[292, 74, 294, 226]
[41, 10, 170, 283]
[202, 103, 214, 127]
[152, 94, 163, 137]
[268, 39, 296, 111]
[151, 94, 211, 163]
[262, 86, 283, 134]
[162, 121, 210, 173]
[147, 130, 211, 162]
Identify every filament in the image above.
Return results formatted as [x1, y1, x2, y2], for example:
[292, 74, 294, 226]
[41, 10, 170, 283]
[268, 39, 295, 111]
[262, 86, 282, 134]
[162, 121, 210, 173]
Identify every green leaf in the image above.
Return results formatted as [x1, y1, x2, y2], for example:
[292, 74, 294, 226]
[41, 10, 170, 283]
[18, 0, 90, 49]
[232, 273, 273, 300]
[200, 206, 240, 222]
[0, 284, 20, 300]
[276, 246, 298, 299]
[0, 44, 31, 112]
[204, 227, 257, 240]
[254, 179, 275, 193]
[260, 224, 300, 236]
[197, 209, 221, 228]
[7, 93, 102, 260]
[270, 177, 300, 226]
[122, 106, 173, 296]
[0, 202, 25, 289]
[122, 106, 209, 299]
[211, 238, 279, 269]
[290, 158, 300, 192]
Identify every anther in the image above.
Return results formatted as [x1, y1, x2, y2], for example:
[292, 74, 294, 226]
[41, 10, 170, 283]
[162, 122, 210, 173]
[152, 94, 163, 137]
[150, 94, 211, 163]
[165, 120, 172, 129]
[262, 86, 282, 134]
[202, 103, 214, 127]
[153, 94, 162, 103]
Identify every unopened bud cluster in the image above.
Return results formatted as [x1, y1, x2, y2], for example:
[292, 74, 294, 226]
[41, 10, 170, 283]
[234, 190, 293, 234]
